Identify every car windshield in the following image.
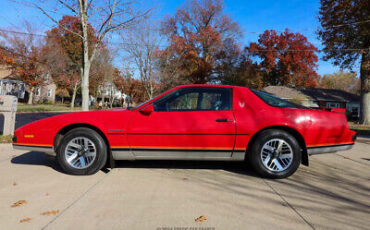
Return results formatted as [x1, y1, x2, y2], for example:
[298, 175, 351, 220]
[251, 89, 306, 109]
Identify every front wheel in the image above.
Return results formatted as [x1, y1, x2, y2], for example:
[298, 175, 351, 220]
[248, 129, 301, 179]
[57, 128, 107, 175]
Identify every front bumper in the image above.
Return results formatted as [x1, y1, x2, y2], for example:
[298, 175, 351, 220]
[307, 144, 354, 155]
[12, 144, 56, 156]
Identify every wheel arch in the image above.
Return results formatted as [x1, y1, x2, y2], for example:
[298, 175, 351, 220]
[246, 126, 309, 166]
[54, 123, 110, 153]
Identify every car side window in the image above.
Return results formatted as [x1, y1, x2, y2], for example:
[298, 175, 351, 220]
[153, 87, 232, 112]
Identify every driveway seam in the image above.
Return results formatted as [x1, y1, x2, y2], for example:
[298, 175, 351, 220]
[41, 170, 111, 230]
[334, 153, 369, 166]
[262, 179, 316, 230]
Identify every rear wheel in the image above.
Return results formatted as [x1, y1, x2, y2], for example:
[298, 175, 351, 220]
[248, 129, 301, 179]
[57, 128, 107, 175]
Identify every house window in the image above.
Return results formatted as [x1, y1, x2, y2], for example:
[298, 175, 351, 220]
[35, 87, 41, 96]
[47, 89, 52, 97]
[326, 102, 340, 108]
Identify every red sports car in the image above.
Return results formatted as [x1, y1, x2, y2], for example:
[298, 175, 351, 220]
[13, 85, 356, 178]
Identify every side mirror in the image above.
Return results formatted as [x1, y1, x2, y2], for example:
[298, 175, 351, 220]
[139, 104, 154, 115]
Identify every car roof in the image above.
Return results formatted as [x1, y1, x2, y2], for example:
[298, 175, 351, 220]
[174, 84, 240, 89]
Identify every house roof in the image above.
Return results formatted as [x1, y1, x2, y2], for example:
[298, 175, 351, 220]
[263, 86, 310, 100]
[299, 88, 360, 103]
[263, 86, 360, 103]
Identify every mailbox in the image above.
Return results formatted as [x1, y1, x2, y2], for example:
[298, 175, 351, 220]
[0, 95, 17, 135]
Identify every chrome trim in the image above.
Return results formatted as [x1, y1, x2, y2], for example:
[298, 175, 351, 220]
[307, 144, 353, 155]
[13, 145, 56, 156]
[112, 150, 135, 160]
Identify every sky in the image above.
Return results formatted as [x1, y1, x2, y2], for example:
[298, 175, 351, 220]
[0, 0, 358, 76]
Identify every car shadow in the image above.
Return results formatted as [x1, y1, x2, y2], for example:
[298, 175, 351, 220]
[11, 151, 257, 177]
[11, 151, 64, 173]
[115, 160, 258, 176]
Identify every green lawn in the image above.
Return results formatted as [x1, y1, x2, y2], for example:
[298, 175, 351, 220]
[17, 103, 83, 113]
[0, 135, 12, 143]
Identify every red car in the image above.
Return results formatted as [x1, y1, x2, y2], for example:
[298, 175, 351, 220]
[13, 85, 356, 178]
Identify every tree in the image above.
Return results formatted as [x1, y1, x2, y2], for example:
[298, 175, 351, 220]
[29, 0, 151, 110]
[56, 87, 70, 104]
[249, 29, 319, 87]
[89, 47, 115, 105]
[319, 70, 360, 94]
[157, 0, 240, 86]
[318, 0, 370, 124]
[120, 22, 161, 99]
[215, 38, 263, 88]
[113, 68, 146, 106]
[43, 18, 87, 107]
[0, 24, 46, 104]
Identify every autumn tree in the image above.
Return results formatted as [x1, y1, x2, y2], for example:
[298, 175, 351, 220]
[0, 24, 46, 104]
[44, 15, 96, 107]
[28, 0, 151, 110]
[157, 0, 240, 87]
[318, 0, 370, 124]
[114, 68, 146, 106]
[215, 38, 263, 88]
[319, 70, 360, 94]
[248, 29, 319, 87]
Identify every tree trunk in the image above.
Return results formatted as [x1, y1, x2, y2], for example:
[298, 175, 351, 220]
[61, 97, 64, 104]
[81, 66, 90, 110]
[71, 83, 78, 108]
[360, 52, 370, 124]
[27, 87, 34, 105]
[80, 4, 90, 111]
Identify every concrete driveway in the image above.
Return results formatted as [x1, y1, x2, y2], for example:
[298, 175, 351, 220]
[0, 139, 369, 230]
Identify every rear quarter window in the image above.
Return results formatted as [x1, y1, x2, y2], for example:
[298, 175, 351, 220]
[251, 89, 305, 109]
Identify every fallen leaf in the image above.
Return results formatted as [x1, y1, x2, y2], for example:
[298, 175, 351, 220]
[344, 157, 350, 159]
[195, 215, 207, 222]
[20, 218, 31, 223]
[11, 200, 27, 207]
[45, 193, 49, 196]
[183, 178, 188, 180]
[41, 210, 60, 216]
[13, 182, 17, 186]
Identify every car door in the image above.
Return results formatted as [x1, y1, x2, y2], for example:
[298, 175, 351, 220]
[126, 87, 236, 160]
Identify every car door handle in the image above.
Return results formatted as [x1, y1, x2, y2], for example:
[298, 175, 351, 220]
[216, 118, 233, 122]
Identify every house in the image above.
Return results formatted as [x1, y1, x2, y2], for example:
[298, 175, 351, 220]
[96, 81, 128, 107]
[33, 74, 57, 104]
[263, 86, 360, 118]
[0, 64, 56, 103]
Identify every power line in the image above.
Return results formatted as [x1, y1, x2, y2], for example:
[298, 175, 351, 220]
[331, 19, 370, 28]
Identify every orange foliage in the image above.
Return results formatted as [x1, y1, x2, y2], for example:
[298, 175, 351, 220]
[249, 29, 319, 87]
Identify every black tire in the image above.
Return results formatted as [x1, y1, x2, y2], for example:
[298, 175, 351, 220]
[248, 129, 301, 179]
[56, 127, 108, 175]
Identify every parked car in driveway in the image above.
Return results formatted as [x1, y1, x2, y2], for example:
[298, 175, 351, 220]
[12, 85, 356, 178]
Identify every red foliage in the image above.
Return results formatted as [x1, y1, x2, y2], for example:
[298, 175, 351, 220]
[249, 29, 319, 87]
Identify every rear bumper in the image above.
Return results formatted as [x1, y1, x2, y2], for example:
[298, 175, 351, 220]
[13, 144, 56, 156]
[307, 144, 354, 155]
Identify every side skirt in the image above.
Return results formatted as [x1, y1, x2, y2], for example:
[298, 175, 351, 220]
[111, 149, 245, 161]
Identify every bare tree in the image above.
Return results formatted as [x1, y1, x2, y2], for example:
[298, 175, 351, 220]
[24, 0, 151, 110]
[120, 22, 161, 99]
